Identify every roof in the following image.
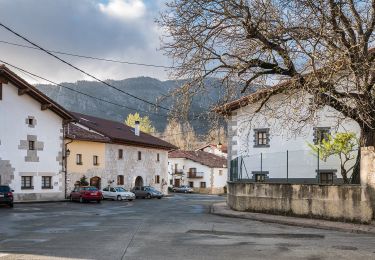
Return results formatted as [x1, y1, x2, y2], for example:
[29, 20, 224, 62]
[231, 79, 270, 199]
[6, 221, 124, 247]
[169, 150, 227, 168]
[0, 64, 73, 120]
[215, 82, 288, 115]
[196, 143, 228, 154]
[66, 123, 111, 143]
[69, 112, 177, 150]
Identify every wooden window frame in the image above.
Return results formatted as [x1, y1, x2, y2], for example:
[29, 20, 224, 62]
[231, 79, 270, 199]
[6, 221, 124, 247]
[76, 154, 83, 165]
[42, 176, 52, 189]
[21, 176, 33, 189]
[117, 175, 124, 185]
[93, 155, 99, 166]
[200, 182, 206, 188]
[155, 175, 160, 184]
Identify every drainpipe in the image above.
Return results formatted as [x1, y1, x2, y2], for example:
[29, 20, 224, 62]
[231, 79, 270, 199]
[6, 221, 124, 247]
[63, 123, 73, 199]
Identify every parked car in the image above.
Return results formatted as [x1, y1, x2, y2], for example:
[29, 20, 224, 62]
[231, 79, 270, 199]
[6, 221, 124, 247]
[0, 185, 14, 208]
[173, 185, 194, 193]
[70, 186, 102, 203]
[131, 186, 163, 199]
[102, 187, 135, 201]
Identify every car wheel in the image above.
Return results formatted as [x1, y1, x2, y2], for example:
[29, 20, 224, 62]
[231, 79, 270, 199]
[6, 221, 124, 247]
[8, 203, 14, 208]
[128, 199, 133, 201]
[79, 197, 84, 203]
[117, 195, 122, 201]
[97, 200, 101, 203]
[146, 193, 151, 199]
[157, 197, 162, 199]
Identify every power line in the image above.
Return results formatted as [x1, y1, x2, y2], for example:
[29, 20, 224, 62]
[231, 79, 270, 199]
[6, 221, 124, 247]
[0, 59, 170, 118]
[0, 40, 174, 69]
[0, 22, 171, 111]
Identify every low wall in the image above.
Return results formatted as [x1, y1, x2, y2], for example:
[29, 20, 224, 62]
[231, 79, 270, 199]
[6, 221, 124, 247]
[227, 182, 373, 223]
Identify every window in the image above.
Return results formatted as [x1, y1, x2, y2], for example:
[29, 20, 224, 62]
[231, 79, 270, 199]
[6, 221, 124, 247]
[254, 129, 270, 147]
[76, 154, 82, 165]
[138, 151, 142, 160]
[319, 172, 334, 184]
[117, 175, 124, 185]
[255, 174, 265, 182]
[28, 118, 34, 125]
[155, 175, 160, 184]
[219, 170, 223, 176]
[189, 168, 197, 174]
[314, 127, 331, 144]
[28, 141, 35, 150]
[118, 149, 123, 159]
[93, 155, 99, 166]
[157, 153, 160, 162]
[42, 176, 52, 189]
[189, 181, 194, 188]
[169, 179, 173, 185]
[200, 182, 206, 188]
[21, 176, 33, 189]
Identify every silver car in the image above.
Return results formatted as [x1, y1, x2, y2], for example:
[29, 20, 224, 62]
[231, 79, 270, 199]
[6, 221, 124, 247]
[102, 187, 136, 201]
[173, 185, 194, 193]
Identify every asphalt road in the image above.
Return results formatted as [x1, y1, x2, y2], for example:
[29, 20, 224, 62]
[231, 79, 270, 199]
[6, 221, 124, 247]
[0, 194, 375, 260]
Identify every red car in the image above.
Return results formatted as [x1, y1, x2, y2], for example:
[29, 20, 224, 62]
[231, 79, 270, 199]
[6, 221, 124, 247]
[69, 186, 102, 203]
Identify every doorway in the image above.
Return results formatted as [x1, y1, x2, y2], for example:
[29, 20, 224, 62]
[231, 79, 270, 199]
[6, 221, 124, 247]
[174, 179, 180, 187]
[135, 176, 144, 187]
[90, 176, 101, 189]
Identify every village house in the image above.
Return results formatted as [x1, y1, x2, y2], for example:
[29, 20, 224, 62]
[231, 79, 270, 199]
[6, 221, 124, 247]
[65, 112, 176, 195]
[196, 143, 227, 158]
[168, 150, 227, 194]
[0, 65, 73, 201]
[218, 87, 361, 184]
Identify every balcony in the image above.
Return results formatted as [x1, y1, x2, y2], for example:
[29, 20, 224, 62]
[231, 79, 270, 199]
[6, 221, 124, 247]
[187, 172, 204, 178]
[173, 169, 184, 175]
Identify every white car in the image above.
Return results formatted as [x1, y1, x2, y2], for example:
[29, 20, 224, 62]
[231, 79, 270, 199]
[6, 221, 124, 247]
[102, 187, 136, 201]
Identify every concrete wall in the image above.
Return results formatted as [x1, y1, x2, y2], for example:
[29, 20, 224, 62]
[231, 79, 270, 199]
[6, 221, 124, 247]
[0, 82, 64, 201]
[227, 182, 373, 223]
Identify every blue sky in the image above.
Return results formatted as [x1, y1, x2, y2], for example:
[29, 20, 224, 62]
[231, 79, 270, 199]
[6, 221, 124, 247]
[0, 0, 170, 83]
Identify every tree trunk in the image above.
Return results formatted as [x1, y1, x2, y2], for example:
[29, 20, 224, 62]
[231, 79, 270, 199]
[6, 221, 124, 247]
[351, 126, 375, 184]
[341, 166, 349, 184]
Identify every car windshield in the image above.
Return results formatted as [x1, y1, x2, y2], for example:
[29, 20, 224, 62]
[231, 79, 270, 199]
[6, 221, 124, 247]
[82, 187, 98, 191]
[115, 187, 126, 192]
[0, 186, 10, 192]
[148, 187, 158, 192]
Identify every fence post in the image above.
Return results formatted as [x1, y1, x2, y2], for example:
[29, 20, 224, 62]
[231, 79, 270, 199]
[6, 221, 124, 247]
[287, 150, 289, 183]
[317, 148, 320, 181]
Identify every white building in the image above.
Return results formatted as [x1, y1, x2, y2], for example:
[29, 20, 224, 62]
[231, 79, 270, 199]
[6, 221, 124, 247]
[168, 150, 227, 194]
[65, 112, 176, 195]
[196, 144, 227, 158]
[0, 65, 73, 201]
[218, 88, 360, 184]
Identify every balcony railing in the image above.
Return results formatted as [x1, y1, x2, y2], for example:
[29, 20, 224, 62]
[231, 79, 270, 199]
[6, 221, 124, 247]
[173, 170, 184, 175]
[187, 172, 204, 178]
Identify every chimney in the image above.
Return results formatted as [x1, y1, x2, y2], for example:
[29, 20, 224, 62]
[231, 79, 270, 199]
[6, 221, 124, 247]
[134, 121, 140, 136]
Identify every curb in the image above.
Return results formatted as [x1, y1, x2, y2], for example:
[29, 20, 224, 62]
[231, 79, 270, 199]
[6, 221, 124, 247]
[210, 202, 375, 235]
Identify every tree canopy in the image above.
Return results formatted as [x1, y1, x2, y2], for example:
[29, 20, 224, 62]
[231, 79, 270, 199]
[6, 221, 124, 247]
[159, 0, 375, 146]
[124, 113, 156, 134]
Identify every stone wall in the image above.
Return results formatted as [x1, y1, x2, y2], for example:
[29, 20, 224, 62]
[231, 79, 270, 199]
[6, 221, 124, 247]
[227, 182, 373, 223]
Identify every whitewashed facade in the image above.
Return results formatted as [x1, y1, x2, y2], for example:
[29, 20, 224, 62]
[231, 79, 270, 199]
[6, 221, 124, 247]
[168, 151, 227, 194]
[0, 66, 72, 201]
[225, 93, 360, 183]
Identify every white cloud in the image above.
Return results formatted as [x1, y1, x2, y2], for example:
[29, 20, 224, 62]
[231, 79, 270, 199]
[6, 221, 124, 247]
[99, 0, 146, 21]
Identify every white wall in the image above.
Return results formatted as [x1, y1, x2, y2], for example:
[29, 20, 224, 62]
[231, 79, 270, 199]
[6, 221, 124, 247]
[229, 93, 360, 180]
[0, 82, 64, 201]
[168, 157, 227, 193]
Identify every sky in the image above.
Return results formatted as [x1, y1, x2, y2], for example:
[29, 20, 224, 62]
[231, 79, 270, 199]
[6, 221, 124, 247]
[0, 0, 172, 84]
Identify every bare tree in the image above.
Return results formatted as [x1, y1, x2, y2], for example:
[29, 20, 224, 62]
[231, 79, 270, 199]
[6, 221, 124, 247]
[159, 0, 375, 181]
